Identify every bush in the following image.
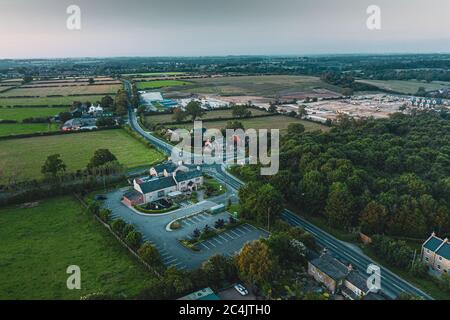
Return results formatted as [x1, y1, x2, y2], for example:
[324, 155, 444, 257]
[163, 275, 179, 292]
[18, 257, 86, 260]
[98, 209, 111, 222]
[111, 219, 127, 238]
[88, 201, 100, 215]
[170, 221, 181, 230]
[125, 230, 143, 250]
[138, 242, 163, 268]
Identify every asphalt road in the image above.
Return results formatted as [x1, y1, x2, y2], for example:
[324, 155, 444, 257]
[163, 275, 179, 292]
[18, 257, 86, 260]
[124, 81, 433, 300]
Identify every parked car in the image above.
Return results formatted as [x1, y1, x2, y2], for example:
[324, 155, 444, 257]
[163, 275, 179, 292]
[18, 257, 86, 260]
[94, 194, 107, 201]
[234, 284, 248, 296]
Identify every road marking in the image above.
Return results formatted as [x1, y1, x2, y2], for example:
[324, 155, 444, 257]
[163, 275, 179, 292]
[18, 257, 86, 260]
[223, 232, 235, 240]
[218, 234, 229, 242]
[241, 225, 253, 232]
[206, 240, 216, 248]
[229, 230, 241, 237]
[164, 257, 178, 264]
[201, 243, 210, 250]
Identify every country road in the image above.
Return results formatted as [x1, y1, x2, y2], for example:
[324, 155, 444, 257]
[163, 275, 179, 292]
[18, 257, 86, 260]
[124, 80, 433, 300]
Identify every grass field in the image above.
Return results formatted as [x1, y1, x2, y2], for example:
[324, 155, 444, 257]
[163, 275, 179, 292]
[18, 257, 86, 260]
[0, 84, 122, 97]
[0, 107, 68, 121]
[0, 196, 153, 299]
[0, 95, 112, 107]
[162, 75, 344, 98]
[123, 72, 186, 77]
[144, 108, 270, 125]
[168, 115, 329, 135]
[356, 79, 450, 94]
[136, 80, 191, 90]
[0, 129, 165, 182]
[0, 123, 59, 137]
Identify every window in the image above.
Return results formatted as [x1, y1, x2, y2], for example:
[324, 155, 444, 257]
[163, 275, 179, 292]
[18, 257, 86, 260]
[426, 249, 430, 254]
[425, 257, 429, 262]
[437, 265, 441, 270]
[438, 256, 442, 261]
[157, 190, 165, 197]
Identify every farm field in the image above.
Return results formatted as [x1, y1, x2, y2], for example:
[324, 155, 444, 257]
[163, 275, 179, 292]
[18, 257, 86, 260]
[162, 75, 344, 98]
[123, 72, 186, 77]
[0, 123, 58, 137]
[356, 79, 450, 94]
[144, 108, 270, 125]
[0, 107, 68, 121]
[0, 95, 111, 107]
[169, 115, 329, 135]
[0, 196, 152, 299]
[0, 129, 165, 182]
[136, 80, 191, 90]
[0, 84, 122, 97]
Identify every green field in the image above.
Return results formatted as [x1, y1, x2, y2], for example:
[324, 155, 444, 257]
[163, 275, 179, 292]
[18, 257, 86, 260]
[169, 115, 329, 135]
[0, 129, 165, 182]
[0, 95, 111, 107]
[144, 108, 270, 125]
[356, 79, 450, 94]
[0, 123, 59, 137]
[136, 80, 191, 90]
[0, 196, 153, 299]
[0, 107, 68, 121]
[123, 72, 186, 77]
[0, 84, 121, 98]
[162, 75, 344, 98]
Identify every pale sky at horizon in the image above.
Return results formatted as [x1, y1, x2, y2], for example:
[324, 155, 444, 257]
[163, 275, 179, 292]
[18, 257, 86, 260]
[1, 0, 450, 59]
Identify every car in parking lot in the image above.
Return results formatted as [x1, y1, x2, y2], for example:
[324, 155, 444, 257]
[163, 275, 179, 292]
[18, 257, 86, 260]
[234, 284, 249, 296]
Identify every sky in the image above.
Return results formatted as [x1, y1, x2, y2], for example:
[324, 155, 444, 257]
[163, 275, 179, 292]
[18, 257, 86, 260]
[1, 0, 450, 58]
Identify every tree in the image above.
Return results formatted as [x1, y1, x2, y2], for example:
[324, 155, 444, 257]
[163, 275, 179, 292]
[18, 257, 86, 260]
[87, 149, 117, 171]
[88, 78, 95, 85]
[41, 154, 66, 178]
[298, 106, 307, 119]
[225, 120, 244, 131]
[235, 240, 274, 286]
[114, 89, 129, 115]
[287, 123, 305, 136]
[111, 219, 127, 238]
[325, 182, 355, 230]
[172, 107, 187, 122]
[214, 219, 225, 229]
[125, 230, 143, 250]
[232, 105, 252, 118]
[185, 101, 205, 120]
[201, 255, 237, 289]
[101, 95, 114, 109]
[138, 242, 162, 268]
[359, 201, 388, 235]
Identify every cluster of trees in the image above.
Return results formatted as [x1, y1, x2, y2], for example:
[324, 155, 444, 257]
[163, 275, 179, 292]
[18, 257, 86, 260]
[41, 149, 122, 179]
[232, 105, 252, 118]
[233, 111, 450, 239]
[113, 89, 129, 115]
[320, 71, 380, 95]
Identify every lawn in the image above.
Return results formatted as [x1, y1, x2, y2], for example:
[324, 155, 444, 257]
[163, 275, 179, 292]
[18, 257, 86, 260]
[0, 123, 59, 137]
[169, 115, 329, 135]
[162, 75, 344, 98]
[0, 84, 122, 97]
[0, 95, 113, 107]
[0, 129, 165, 182]
[356, 79, 450, 94]
[0, 196, 153, 299]
[0, 107, 68, 121]
[136, 80, 191, 90]
[144, 108, 270, 125]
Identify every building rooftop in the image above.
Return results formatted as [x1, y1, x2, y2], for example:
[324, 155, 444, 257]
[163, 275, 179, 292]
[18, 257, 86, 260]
[175, 169, 203, 182]
[152, 162, 178, 174]
[138, 176, 176, 194]
[178, 287, 220, 301]
[436, 241, 450, 260]
[346, 271, 369, 292]
[423, 236, 444, 252]
[309, 253, 349, 281]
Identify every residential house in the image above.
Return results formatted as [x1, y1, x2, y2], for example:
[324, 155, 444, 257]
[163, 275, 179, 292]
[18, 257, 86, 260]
[123, 165, 203, 206]
[421, 232, 450, 275]
[178, 287, 220, 300]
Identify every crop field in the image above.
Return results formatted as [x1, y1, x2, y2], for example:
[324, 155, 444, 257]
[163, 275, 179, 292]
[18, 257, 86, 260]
[0, 123, 59, 137]
[136, 80, 191, 90]
[0, 196, 152, 299]
[162, 75, 344, 98]
[144, 108, 270, 125]
[0, 95, 112, 107]
[0, 107, 68, 121]
[168, 115, 329, 135]
[0, 84, 122, 97]
[0, 129, 165, 182]
[356, 79, 450, 94]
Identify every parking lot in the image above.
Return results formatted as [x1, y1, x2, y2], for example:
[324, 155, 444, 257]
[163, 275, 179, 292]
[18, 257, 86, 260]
[102, 189, 268, 270]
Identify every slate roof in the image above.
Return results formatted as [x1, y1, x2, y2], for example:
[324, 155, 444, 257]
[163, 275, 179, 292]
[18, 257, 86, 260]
[423, 236, 443, 252]
[309, 253, 348, 281]
[123, 189, 142, 201]
[152, 162, 178, 174]
[139, 176, 176, 193]
[346, 271, 369, 292]
[175, 169, 203, 182]
[436, 242, 450, 260]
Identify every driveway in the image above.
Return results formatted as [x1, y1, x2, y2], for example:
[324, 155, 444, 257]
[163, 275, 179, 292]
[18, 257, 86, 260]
[102, 189, 267, 270]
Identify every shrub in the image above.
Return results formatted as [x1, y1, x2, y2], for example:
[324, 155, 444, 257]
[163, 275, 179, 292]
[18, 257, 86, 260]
[98, 209, 111, 222]
[214, 219, 225, 229]
[88, 201, 100, 215]
[170, 221, 181, 230]
[125, 230, 143, 250]
[111, 219, 127, 238]
[138, 242, 163, 268]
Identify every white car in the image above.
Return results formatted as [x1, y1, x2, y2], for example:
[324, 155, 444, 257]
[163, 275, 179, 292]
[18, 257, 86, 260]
[234, 284, 249, 296]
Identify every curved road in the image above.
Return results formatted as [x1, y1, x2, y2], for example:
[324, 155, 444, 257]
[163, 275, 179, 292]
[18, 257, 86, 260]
[124, 81, 433, 300]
